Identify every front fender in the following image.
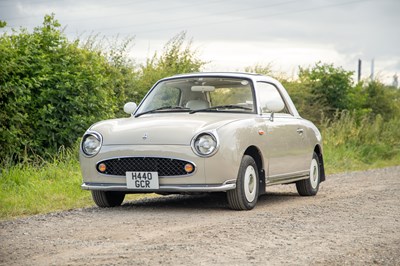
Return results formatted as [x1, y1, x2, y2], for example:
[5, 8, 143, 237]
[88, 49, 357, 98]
[204, 118, 267, 183]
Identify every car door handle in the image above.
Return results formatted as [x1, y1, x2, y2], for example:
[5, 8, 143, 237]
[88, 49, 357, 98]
[296, 128, 304, 134]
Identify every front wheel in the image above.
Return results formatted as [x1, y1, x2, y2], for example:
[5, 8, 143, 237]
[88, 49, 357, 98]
[91, 191, 125, 207]
[227, 155, 259, 210]
[296, 152, 320, 196]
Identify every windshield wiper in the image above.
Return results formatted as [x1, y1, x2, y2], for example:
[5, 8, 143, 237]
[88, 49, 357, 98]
[189, 105, 252, 114]
[135, 106, 189, 118]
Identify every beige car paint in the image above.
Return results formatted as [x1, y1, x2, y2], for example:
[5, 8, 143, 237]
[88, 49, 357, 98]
[80, 73, 323, 193]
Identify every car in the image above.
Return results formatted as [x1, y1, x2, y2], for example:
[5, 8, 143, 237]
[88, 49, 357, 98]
[79, 72, 325, 210]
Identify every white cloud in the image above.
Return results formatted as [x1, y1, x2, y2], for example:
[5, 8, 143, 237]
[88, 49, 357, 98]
[1, 0, 399, 84]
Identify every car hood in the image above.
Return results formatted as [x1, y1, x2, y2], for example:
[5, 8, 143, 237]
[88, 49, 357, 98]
[89, 113, 245, 145]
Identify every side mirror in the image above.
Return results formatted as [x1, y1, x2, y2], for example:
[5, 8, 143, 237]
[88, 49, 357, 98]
[265, 99, 284, 122]
[265, 99, 284, 113]
[124, 102, 137, 115]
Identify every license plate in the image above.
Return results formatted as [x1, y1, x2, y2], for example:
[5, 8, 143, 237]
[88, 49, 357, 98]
[126, 172, 159, 190]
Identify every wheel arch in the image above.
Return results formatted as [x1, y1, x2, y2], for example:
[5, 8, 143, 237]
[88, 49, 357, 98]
[244, 145, 266, 195]
[314, 144, 326, 182]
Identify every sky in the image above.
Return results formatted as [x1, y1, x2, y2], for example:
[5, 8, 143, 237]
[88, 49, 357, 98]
[1, 0, 399, 85]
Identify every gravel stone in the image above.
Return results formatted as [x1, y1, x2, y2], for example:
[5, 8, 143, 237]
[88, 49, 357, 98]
[1, 166, 399, 265]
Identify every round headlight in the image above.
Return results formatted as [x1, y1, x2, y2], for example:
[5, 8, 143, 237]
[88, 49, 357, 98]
[192, 132, 218, 157]
[82, 132, 102, 157]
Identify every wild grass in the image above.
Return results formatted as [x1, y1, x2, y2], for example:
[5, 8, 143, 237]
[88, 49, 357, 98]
[0, 148, 148, 220]
[322, 112, 400, 174]
[1, 113, 399, 220]
[0, 148, 90, 220]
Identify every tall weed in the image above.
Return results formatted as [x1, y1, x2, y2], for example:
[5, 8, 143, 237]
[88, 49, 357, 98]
[322, 112, 400, 173]
[0, 146, 91, 219]
[0, 145, 149, 220]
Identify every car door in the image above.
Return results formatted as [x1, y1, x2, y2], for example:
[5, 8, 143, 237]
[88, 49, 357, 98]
[256, 82, 310, 182]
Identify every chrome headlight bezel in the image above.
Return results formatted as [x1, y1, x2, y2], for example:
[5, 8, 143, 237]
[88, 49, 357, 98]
[191, 131, 219, 157]
[81, 131, 103, 157]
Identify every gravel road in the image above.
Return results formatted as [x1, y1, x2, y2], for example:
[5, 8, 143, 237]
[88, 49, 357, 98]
[1, 166, 399, 266]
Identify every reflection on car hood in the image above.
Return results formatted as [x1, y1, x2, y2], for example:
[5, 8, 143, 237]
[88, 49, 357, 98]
[89, 113, 244, 145]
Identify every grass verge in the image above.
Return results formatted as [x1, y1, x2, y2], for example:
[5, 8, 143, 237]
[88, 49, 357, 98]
[0, 150, 89, 220]
[322, 113, 400, 174]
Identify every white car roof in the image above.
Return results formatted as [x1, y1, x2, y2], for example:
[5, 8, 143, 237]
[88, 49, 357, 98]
[169, 72, 278, 83]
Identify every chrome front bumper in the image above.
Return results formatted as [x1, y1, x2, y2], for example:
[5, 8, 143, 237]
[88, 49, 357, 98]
[81, 180, 236, 192]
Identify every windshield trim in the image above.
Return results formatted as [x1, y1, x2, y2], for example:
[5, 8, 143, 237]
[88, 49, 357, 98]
[134, 75, 257, 116]
[135, 107, 190, 118]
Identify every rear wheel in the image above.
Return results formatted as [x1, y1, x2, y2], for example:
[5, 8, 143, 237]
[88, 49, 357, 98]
[296, 152, 320, 196]
[227, 155, 259, 210]
[91, 191, 125, 207]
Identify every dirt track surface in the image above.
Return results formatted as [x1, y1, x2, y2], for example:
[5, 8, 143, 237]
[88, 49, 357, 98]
[1, 167, 400, 266]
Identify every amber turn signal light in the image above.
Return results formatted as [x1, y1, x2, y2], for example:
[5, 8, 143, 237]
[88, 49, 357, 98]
[98, 163, 107, 173]
[184, 163, 194, 173]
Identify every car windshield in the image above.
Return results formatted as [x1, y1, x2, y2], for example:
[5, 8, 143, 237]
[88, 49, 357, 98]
[136, 77, 255, 115]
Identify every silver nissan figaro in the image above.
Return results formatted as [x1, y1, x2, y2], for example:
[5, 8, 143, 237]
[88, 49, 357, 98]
[80, 72, 325, 210]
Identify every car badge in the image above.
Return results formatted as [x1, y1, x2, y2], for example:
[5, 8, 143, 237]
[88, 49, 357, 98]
[142, 133, 148, 140]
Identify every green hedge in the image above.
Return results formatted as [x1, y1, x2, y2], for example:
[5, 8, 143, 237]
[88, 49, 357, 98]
[0, 15, 205, 163]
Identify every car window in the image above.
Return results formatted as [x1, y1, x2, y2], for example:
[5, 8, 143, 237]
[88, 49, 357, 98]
[210, 85, 253, 109]
[137, 77, 256, 114]
[139, 85, 181, 112]
[256, 82, 290, 114]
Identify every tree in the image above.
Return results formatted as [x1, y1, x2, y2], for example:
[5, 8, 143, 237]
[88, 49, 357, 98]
[298, 62, 354, 120]
[364, 81, 400, 120]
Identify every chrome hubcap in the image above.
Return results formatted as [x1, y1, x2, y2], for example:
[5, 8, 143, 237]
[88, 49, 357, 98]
[244, 165, 257, 202]
[310, 158, 319, 189]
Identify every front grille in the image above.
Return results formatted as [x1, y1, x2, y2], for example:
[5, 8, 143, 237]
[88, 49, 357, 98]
[96, 157, 195, 177]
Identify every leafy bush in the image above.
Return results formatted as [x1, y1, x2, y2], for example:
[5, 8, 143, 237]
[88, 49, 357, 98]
[0, 15, 128, 162]
[273, 62, 400, 124]
[0, 17, 207, 164]
[130, 32, 206, 104]
[297, 62, 354, 122]
[364, 81, 400, 120]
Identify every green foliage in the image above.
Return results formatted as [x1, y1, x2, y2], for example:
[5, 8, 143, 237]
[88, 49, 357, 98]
[0, 17, 206, 163]
[89, 36, 138, 117]
[283, 80, 320, 121]
[0, 14, 136, 162]
[322, 112, 400, 173]
[298, 62, 354, 120]
[247, 62, 400, 124]
[345, 82, 371, 117]
[0, 143, 157, 219]
[131, 31, 206, 103]
[0, 146, 148, 219]
[363, 81, 400, 120]
[0, 146, 90, 219]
